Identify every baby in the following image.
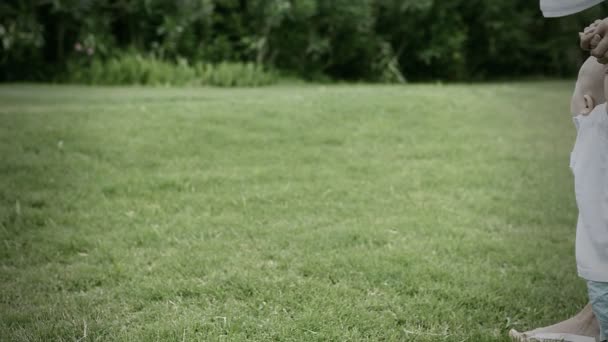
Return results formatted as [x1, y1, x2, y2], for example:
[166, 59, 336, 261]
[510, 56, 607, 342]
[569, 55, 608, 342]
[510, 2, 608, 340]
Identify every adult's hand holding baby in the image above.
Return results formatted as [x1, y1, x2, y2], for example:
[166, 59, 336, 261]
[580, 18, 608, 63]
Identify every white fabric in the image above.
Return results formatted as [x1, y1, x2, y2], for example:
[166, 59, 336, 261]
[541, 0, 604, 17]
[571, 103, 608, 283]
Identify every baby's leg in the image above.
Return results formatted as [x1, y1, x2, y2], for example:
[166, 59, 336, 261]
[588, 281, 608, 341]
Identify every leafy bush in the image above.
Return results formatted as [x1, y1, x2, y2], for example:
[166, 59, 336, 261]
[66, 54, 277, 87]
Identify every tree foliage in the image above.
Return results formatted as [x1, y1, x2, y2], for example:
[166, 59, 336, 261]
[1, 0, 606, 82]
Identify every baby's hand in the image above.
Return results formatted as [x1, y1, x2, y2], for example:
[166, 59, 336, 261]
[580, 19, 603, 48]
[580, 18, 608, 63]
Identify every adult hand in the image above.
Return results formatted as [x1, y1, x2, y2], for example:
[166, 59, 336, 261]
[580, 18, 608, 63]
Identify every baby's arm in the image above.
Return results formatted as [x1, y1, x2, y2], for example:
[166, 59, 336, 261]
[580, 20, 608, 115]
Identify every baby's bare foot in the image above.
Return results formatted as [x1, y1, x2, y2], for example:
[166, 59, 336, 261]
[509, 303, 599, 342]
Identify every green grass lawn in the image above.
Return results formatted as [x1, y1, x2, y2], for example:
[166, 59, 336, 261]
[0, 82, 586, 341]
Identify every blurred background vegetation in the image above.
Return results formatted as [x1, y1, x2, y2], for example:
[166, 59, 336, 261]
[1, 0, 606, 86]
